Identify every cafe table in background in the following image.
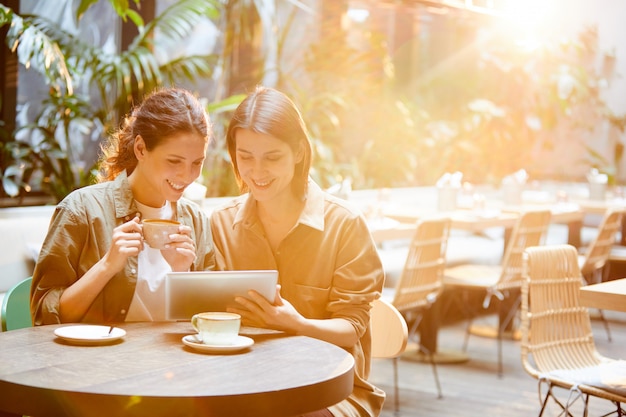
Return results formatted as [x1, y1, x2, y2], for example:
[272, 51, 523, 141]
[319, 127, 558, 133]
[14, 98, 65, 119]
[0, 321, 354, 417]
[356, 184, 586, 354]
[579, 277, 626, 313]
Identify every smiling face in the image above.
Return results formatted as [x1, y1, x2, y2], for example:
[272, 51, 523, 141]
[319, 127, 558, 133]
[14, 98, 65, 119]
[234, 128, 302, 204]
[130, 132, 207, 207]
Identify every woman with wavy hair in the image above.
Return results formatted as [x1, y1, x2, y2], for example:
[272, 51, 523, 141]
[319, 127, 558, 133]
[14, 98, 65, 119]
[32, 87, 215, 325]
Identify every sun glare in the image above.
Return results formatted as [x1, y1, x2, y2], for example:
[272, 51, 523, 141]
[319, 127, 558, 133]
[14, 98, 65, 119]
[494, 0, 560, 51]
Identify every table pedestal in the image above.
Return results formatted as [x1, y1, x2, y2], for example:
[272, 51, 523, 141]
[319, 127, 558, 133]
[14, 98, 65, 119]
[402, 345, 469, 364]
[468, 324, 521, 341]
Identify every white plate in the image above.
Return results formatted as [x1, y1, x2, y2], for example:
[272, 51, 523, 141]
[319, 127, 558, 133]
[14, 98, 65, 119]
[54, 325, 126, 345]
[182, 334, 254, 353]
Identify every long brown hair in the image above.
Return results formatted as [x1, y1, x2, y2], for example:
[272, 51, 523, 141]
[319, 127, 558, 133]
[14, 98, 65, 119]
[226, 86, 312, 199]
[98, 87, 211, 182]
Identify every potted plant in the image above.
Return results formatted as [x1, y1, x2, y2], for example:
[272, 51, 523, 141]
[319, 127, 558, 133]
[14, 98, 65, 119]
[0, 0, 223, 204]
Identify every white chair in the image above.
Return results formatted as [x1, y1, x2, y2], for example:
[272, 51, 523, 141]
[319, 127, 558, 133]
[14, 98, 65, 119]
[371, 298, 408, 416]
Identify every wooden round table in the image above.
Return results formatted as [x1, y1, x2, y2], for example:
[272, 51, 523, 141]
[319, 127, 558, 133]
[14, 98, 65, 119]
[0, 322, 354, 417]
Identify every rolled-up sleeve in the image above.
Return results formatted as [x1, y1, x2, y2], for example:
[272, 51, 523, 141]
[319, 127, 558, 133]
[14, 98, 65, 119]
[31, 204, 88, 325]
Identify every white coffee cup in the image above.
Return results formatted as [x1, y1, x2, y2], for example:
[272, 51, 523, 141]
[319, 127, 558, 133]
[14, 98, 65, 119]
[142, 219, 181, 249]
[191, 312, 241, 345]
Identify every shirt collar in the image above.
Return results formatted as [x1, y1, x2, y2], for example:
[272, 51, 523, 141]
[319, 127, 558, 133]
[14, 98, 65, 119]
[233, 179, 325, 232]
[112, 171, 139, 220]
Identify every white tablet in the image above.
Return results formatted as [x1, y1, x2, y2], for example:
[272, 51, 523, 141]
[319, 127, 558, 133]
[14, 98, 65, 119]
[164, 270, 278, 321]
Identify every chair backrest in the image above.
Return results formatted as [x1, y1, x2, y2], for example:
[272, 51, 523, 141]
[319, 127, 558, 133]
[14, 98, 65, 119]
[521, 245, 600, 377]
[498, 210, 551, 290]
[1, 276, 33, 331]
[580, 208, 624, 278]
[390, 217, 451, 314]
[371, 298, 408, 359]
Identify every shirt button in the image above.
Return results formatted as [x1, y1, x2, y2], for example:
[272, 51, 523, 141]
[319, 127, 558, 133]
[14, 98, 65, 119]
[131, 268, 137, 275]
[121, 309, 126, 315]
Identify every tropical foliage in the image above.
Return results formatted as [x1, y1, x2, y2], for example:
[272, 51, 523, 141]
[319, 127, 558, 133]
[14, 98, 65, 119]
[0, 0, 223, 202]
[1, 0, 625, 204]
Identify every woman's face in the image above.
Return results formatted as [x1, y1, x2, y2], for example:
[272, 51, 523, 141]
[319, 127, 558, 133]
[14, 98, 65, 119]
[134, 132, 207, 207]
[234, 129, 301, 203]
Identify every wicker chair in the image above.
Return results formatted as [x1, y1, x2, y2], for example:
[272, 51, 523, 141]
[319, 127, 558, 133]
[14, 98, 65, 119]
[578, 208, 625, 341]
[522, 244, 626, 417]
[382, 216, 451, 398]
[443, 209, 551, 376]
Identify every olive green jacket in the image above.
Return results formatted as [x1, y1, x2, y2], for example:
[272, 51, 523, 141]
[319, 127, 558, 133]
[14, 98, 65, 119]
[31, 171, 215, 325]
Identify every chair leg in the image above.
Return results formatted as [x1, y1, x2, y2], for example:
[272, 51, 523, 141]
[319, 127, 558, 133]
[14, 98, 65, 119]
[496, 330, 503, 378]
[393, 357, 400, 416]
[537, 385, 551, 417]
[563, 386, 587, 417]
[496, 293, 521, 377]
[597, 309, 612, 342]
[440, 287, 474, 352]
[463, 317, 473, 352]
[460, 290, 475, 352]
[591, 269, 613, 342]
[537, 382, 576, 417]
[418, 345, 443, 399]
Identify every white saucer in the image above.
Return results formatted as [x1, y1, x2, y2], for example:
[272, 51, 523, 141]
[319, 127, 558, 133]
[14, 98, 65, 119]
[182, 334, 254, 353]
[54, 325, 126, 345]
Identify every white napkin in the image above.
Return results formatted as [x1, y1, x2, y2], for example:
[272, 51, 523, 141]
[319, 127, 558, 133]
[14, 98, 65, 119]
[587, 168, 608, 184]
[436, 171, 463, 188]
[502, 169, 528, 186]
[501, 169, 527, 206]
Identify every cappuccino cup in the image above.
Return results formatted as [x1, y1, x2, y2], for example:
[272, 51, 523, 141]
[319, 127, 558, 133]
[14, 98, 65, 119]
[191, 312, 241, 345]
[142, 219, 180, 249]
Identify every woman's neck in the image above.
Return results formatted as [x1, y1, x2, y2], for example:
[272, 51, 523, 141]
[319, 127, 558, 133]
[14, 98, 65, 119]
[128, 170, 164, 208]
[255, 192, 305, 251]
[257, 193, 303, 222]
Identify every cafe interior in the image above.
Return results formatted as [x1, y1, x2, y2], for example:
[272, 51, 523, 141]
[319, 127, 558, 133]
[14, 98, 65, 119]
[1, 1, 626, 416]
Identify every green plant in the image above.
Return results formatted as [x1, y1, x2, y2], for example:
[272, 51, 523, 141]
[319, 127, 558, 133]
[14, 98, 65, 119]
[0, 0, 221, 202]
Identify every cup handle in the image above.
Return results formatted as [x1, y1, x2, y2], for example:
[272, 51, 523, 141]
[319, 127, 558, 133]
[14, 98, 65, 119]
[191, 314, 199, 332]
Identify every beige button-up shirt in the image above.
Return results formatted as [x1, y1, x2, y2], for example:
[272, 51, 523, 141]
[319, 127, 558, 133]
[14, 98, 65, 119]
[210, 180, 385, 417]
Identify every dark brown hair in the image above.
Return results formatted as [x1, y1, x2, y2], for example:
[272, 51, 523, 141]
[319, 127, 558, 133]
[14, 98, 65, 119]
[226, 86, 312, 199]
[98, 87, 211, 182]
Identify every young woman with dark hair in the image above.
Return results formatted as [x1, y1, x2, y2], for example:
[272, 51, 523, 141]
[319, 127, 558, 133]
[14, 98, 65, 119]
[210, 86, 385, 417]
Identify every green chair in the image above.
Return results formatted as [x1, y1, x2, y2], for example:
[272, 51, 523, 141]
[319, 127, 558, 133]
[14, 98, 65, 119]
[1, 277, 33, 331]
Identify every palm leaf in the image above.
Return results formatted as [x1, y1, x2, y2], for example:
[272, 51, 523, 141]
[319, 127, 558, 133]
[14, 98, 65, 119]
[205, 94, 247, 115]
[131, 0, 220, 50]
[1, 6, 73, 94]
[161, 55, 217, 85]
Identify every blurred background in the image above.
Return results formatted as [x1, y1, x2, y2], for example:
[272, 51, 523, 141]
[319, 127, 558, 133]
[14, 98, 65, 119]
[1, 0, 625, 205]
